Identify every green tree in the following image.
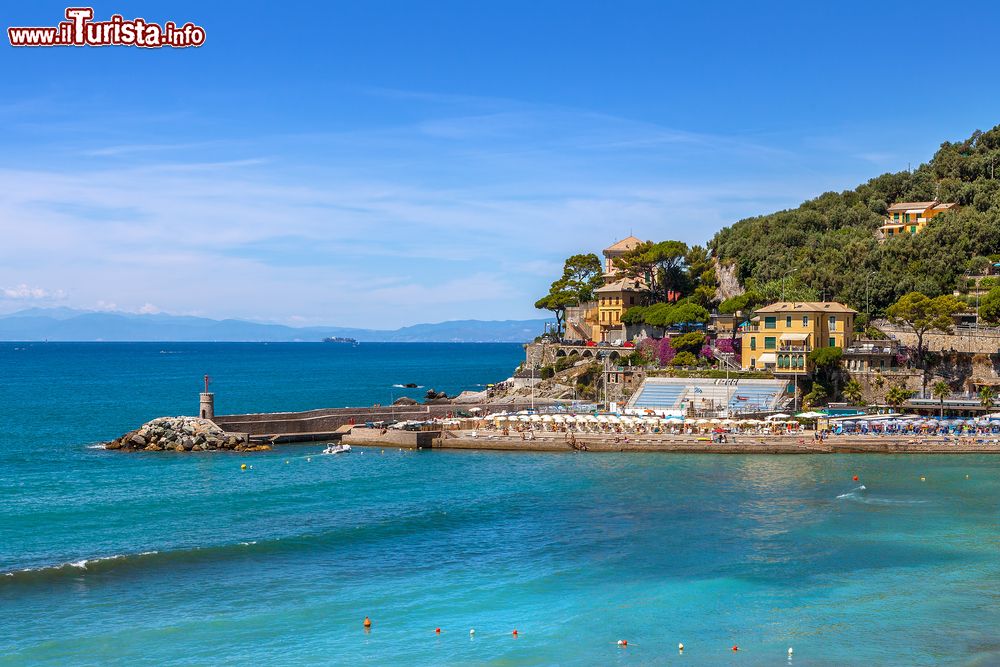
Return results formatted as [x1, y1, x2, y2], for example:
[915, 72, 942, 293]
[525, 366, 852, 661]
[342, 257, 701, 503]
[614, 240, 689, 302]
[671, 331, 705, 355]
[669, 351, 698, 367]
[885, 384, 915, 410]
[808, 346, 843, 398]
[803, 383, 828, 409]
[534, 283, 577, 335]
[534, 254, 605, 335]
[979, 385, 997, 409]
[620, 305, 647, 325]
[661, 302, 710, 328]
[887, 292, 964, 391]
[843, 378, 864, 405]
[931, 380, 951, 418]
[559, 253, 604, 303]
[981, 286, 1000, 326]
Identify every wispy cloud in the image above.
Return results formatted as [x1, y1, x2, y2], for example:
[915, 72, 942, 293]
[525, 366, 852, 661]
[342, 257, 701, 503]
[2, 283, 66, 301]
[0, 87, 875, 327]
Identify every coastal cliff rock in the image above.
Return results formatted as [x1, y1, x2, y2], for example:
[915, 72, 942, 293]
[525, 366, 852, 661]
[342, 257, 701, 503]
[104, 416, 266, 453]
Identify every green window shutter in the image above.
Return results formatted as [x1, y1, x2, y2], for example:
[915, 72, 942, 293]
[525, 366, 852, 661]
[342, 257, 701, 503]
[829, 337, 835, 347]
[765, 337, 776, 350]
[750, 337, 756, 351]
[764, 317, 776, 329]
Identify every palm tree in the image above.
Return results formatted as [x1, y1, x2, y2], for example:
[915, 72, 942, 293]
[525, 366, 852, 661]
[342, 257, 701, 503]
[843, 378, 864, 406]
[979, 385, 997, 409]
[885, 384, 914, 411]
[931, 381, 951, 419]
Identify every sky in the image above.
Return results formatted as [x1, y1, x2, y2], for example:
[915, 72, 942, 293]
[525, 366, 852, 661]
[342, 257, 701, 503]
[1, 0, 999, 328]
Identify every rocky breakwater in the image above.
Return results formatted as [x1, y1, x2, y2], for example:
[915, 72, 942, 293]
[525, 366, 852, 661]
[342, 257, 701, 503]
[104, 416, 266, 452]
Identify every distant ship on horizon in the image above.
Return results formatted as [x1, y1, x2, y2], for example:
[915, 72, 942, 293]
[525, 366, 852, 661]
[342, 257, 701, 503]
[322, 336, 359, 345]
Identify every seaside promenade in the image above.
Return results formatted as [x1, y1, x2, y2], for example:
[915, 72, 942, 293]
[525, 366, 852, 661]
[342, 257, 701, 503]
[348, 429, 1000, 454]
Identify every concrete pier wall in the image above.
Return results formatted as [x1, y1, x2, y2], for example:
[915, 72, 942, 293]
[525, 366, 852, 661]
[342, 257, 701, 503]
[342, 428, 440, 449]
[212, 402, 543, 438]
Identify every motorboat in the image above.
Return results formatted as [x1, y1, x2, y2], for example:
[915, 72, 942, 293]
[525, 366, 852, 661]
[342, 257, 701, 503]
[322, 443, 351, 454]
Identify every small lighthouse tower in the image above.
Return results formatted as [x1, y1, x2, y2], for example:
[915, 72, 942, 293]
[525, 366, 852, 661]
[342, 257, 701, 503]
[199, 374, 215, 420]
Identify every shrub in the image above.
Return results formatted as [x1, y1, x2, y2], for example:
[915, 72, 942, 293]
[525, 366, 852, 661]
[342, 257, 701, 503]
[670, 351, 698, 367]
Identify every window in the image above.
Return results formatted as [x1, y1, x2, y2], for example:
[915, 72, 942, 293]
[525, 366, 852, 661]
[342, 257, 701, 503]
[764, 317, 776, 329]
[910, 226, 917, 234]
[750, 357, 756, 368]
[802, 315, 808, 326]
[893, 212, 899, 221]
[786, 316, 792, 328]
[750, 337, 756, 351]
[829, 316, 836, 331]
[764, 336, 776, 350]
[778, 355, 787, 368]
[829, 337, 836, 348]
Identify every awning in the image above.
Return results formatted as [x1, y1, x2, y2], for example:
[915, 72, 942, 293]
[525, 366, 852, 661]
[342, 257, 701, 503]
[780, 332, 809, 342]
[758, 353, 777, 365]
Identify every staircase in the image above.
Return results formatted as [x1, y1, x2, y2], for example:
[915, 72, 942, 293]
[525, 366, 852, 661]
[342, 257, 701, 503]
[712, 348, 740, 371]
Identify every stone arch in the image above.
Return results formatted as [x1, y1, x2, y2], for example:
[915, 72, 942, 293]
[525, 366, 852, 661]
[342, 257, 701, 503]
[609, 351, 621, 362]
[555, 349, 567, 357]
[582, 350, 594, 358]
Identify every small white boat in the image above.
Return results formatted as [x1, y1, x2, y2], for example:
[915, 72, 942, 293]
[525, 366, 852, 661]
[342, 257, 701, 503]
[322, 443, 351, 454]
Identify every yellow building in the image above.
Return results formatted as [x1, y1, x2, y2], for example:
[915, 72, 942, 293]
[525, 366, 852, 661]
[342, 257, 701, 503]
[741, 302, 856, 373]
[879, 200, 958, 238]
[594, 277, 644, 343]
[574, 236, 645, 341]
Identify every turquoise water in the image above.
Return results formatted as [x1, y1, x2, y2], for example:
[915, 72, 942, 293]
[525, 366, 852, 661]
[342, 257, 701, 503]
[2, 344, 999, 665]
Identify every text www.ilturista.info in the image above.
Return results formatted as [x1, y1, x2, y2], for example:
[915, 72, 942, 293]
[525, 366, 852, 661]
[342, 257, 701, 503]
[8, 7, 205, 48]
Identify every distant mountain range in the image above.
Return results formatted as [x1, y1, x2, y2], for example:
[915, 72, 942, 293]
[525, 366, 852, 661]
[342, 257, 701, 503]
[0, 308, 551, 343]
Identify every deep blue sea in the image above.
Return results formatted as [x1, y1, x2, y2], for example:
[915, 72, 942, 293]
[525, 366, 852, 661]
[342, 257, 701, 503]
[2, 343, 999, 666]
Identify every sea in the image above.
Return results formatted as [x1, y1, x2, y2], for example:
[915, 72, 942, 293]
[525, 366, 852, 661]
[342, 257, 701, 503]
[1, 342, 999, 666]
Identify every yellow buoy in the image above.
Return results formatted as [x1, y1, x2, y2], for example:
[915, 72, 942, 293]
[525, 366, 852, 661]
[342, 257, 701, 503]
[240, 464, 247, 470]
[920, 476, 926, 482]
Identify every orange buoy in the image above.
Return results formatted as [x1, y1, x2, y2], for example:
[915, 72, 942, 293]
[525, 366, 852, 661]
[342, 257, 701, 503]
[435, 628, 441, 634]
[617, 639, 627, 647]
[512, 629, 518, 637]
[732, 645, 739, 652]
[852, 475, 859, 481]
[363, 616, 371, 629]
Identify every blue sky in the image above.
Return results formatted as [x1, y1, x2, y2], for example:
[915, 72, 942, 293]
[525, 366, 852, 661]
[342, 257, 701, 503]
[2, 0, 999, 328]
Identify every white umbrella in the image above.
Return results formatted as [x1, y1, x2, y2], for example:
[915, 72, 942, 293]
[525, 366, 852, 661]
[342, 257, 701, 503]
[766, 413, 791, 421]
